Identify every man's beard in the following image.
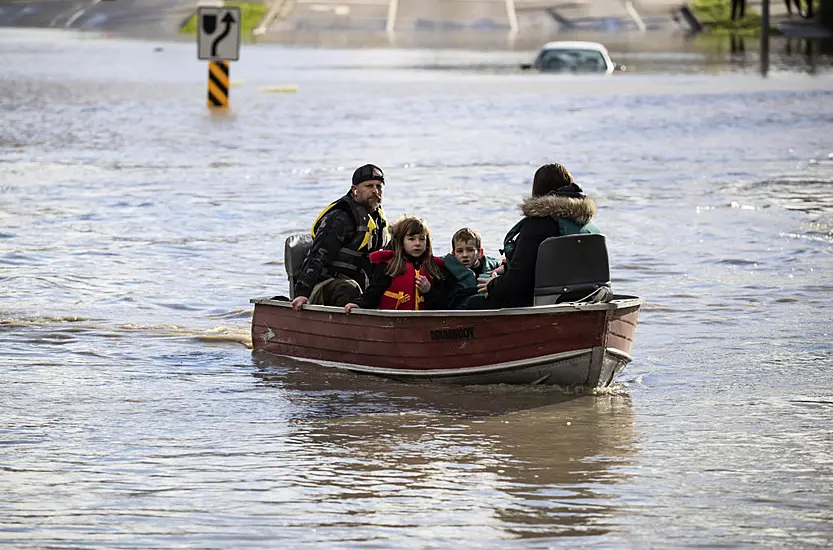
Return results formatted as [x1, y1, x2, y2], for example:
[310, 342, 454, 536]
[360, 196, 381, 211]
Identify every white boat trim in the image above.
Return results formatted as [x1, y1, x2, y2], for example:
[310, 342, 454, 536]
[264, 348, 596, 377]
[606, 347, 632, 361]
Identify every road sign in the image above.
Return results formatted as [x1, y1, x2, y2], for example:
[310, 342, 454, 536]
[197, 6, 241, 61]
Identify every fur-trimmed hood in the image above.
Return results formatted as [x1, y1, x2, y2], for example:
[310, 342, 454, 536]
[521, 194, 596, 225]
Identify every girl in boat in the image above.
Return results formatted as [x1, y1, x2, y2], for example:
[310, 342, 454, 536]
[344, 216, 449, 312]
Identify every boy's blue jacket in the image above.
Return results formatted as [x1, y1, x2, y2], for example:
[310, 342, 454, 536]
[441, 253, 503, 308]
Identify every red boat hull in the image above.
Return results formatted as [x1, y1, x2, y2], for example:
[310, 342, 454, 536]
[251, 297, 642, 388]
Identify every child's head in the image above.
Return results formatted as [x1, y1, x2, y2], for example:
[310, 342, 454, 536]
[451, 228, 484, 269]
[391, 216, 433, 258]
[387, 215, 443, 280]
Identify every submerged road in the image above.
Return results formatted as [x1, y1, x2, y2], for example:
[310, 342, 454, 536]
[1, 28, 832, 548]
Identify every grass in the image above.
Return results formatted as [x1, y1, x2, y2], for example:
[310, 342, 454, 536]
[692, 0, 779, 35]
[180, 2, 268, 37]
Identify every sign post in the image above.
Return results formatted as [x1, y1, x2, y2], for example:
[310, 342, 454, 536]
[197, 6, 241, 109]
[760, 0, 769, 76]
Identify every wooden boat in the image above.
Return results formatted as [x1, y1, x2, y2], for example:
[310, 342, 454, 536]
[250, 295, 642, 388]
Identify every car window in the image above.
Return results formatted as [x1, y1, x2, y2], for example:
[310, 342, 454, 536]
[536, 49, 607, 72]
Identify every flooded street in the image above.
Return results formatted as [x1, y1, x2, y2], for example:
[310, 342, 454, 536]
[1, 29, 832, 547]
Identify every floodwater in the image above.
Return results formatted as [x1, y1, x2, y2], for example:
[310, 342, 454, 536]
[1, 28, 832, 548]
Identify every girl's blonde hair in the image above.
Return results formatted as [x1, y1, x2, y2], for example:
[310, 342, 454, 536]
[386, 215, 444, 280]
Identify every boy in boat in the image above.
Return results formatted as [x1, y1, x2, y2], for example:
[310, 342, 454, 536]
[344, 216, 449, 312]
[442, 228, 503, 309]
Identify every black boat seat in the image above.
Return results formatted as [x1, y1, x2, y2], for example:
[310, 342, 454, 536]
[284, 233, 313, 299]
[533, 234, 611, 305]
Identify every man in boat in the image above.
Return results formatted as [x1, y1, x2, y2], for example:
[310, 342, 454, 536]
[465, 163, 601, 309]
[290, 164, 390, 311]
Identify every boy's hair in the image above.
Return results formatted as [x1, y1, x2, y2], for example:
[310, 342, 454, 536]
[451, 227, 482, 250]
[387, 215, 444, 280]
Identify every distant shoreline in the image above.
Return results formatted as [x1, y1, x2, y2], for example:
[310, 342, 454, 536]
[0, 0, 828, 51]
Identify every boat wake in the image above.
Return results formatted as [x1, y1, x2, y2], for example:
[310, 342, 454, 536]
[1, 315, 252, 349]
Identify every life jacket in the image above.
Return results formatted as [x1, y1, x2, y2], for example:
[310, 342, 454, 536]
[500, 217, 599, 264]
[370, 250, 445, 311]
[310, 194, 390, 288]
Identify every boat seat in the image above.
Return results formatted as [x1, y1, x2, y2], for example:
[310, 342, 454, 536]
[284, 233, 313, 299]
[533, 234, 611, 306]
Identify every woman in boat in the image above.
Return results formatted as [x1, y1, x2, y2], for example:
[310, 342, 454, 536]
[465, 163, 600, 309]
[344, 216, 449, 312]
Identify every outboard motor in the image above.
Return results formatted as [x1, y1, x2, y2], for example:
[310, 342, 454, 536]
[284, 234, 313, 299]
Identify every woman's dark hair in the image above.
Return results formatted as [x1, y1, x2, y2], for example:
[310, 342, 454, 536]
[387, 215, 444, 280]
[531, 163, 577, 197]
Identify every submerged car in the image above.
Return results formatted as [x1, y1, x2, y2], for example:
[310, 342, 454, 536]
[521, 41, 624, 74]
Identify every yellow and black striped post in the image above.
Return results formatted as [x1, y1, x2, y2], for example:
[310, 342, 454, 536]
[207, 61, 230, 108]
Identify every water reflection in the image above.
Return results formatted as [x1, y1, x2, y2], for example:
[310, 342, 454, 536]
[692, 34, 833, 75]
[776, 37, 823, 74]
[254, 356, 635, 538]
[731, 34, 747, 56]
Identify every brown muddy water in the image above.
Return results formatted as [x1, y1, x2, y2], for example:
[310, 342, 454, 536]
[1, 28, 832, 548]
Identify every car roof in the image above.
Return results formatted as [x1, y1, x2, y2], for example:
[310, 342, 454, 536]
[541, 41, 610, 53]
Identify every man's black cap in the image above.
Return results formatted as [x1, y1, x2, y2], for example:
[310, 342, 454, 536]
[352, 164, 384, 186]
